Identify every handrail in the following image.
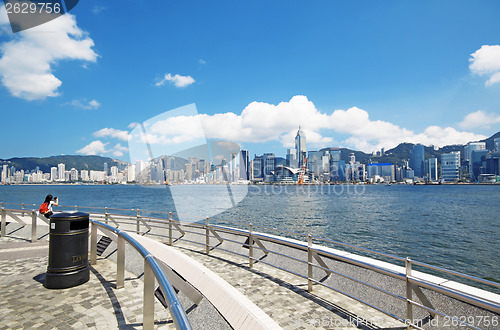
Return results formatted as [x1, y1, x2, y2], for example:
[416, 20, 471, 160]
[89, 219, 192, 330]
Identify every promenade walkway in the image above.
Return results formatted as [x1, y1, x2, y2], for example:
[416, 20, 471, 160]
[0, 230, 407, 329]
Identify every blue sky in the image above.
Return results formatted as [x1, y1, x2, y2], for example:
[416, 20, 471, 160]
[1, 0, 500, 163]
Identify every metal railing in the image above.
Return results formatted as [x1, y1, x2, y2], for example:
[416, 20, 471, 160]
[89, 219, 192, 330]
[0, 202, 191, 330]
[2, 202, 500, 329]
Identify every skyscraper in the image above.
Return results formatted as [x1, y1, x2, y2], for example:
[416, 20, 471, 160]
[409, 144, 425, 178]
[295, 127, 306, 168]
[441, 151, 460, 182]
[57, 163, 65, 181]
[239, 150, 249, 180]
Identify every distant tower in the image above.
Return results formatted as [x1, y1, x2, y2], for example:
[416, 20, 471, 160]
[494, 138, 500, 153]
[409, 144, 425, 178]
[349, 153, 355, 165]
[295, 127, 307, 168]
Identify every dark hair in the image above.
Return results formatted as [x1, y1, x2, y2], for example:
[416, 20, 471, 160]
[44, 194, 53, 204]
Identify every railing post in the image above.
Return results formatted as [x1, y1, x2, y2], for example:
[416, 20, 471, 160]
[143, 259, 155, 330]
[205, 217, 210, 255]
[74, 205, 78, 211]
[117, 235, 125, 289]
[90, 222, 97, 265]
[31, 210, 37, 242]
[136, 209, 140, 234]
[308, 234, 313, 292]
[105, 207, 109, 225]
[406, 257, 413, 329]
[1, 205, 6, 238]
[21, 203, 25, 216]
[249, 223, 254, 268]
[168, 212, 173, 246]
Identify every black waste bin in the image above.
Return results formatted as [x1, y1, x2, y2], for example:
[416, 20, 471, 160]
[45, 212, 90, 289]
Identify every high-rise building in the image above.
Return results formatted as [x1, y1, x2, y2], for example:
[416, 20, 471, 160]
[464, 142, 486, 162]
[441, 151, 460, 182]
[57, 163, 65, 181]
[253, 155, 263, 179]
[263, 153, 275, 181]
[409, 144, 425, 178]
[286, 148, 298, 168]
[104, 162, 109, 176]
[426, 158, 438, 182]
[50, 167, 57, 182]
[239, 150, 249, 180]
[70, 168, 78, 181]
[295, 127, 307, 168]
[495, 138, 500, 153]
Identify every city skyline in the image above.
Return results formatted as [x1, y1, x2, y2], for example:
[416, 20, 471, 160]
[0, 1, 500, 162]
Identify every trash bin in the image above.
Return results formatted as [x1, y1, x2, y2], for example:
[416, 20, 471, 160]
[44, 212, 90, 289]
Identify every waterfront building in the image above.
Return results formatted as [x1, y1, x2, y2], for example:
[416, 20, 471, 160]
[263, 153, 275, 182]
[409, 144, 425, 178]
[425, 158, 438, 182]
[485, 152, 500, 175]
[470, 150, 489, 182]
[441, 151, 461, 182]
[70, 168, 78, 181]
[104, 162, 108, 176]
[239, 150, 249, 180]
[464, 142, 486, 162]
[50, 167, 57, 182]
[58, 163, 65, 181]
[295, 127, 307, 168]
[252, 155, 263, 180]
[495, 138, 500, 153]
[286, 148, 298, 168]
[81, 170, 89, 182]
[367, 163, 395, 182]
[1, 164, 7, 182]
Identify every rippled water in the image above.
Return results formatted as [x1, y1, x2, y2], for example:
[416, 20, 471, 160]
[1, 184, 499, 284]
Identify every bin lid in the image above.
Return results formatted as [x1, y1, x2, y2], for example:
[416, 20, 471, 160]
[50, 211, 89, 220]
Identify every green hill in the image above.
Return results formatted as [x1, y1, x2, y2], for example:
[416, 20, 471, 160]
[0, 155, 127, 173]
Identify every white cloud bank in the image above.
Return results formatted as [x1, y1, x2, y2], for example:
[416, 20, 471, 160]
[156, 73, 195, 88]
[0, 11, 97, 100]
[77, 141, 128, 157]
[469, 45, 500, 86]
[125, 95, 489, 154]
[66, 99, 101, 110]
[93, 128, 130, 141]
[458, 110, 500, 130]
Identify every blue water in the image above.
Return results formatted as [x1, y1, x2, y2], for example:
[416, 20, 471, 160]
[1, 184, 499, 285]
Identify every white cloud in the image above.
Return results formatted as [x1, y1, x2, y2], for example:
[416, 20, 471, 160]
[131, 95, 487, 153]
[458, 110, 500, 129]
[92, 6, 106, 15]
[93, 128, 130, 141]
[199, 59, 206, 65]
[0, 13, 97, 100]
[76, 140, 108, 155]
[156, 73, 195, 88]
[76, 140, 128, 157]
[469, 45, 500, 86]
[66, 98, 101, 110]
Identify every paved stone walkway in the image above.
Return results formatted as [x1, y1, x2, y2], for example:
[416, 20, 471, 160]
[171, 241, 406, 330]
[0, 238, 173, 329]
[0, 235, 406, 329]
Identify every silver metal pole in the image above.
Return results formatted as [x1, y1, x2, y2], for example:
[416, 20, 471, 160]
[249, 223, 254, 268]
[117, 235, 125, 289]
[406, 257, 413, 329]
[143, 259, 155, 330]
[308, 234, 313, 292]
[31, 210, 37, 242]
[90, 223, 97, 265]
[1, 207, 6, 237]
[169, 212, 173, 246]
[105, 207, 109, 225]
[136, 209, 140, 234]
[205, 217, 210, 255]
